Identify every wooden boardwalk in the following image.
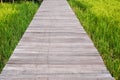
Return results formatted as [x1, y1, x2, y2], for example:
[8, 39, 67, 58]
[0, 0, 114, 80]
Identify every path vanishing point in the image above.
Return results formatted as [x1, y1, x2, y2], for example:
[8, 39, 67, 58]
[0, 0, 114, 80]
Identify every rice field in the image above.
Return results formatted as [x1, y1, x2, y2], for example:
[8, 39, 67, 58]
[0, 2, 39, 72]
[68, 0, 120, 80]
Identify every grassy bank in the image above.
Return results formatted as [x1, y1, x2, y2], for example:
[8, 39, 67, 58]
[68, 0, 120, 80]
[0, 2, 40, 72]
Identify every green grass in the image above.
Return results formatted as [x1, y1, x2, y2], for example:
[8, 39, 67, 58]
[68, 0, 120, 80]
[0, 2, 40, 72]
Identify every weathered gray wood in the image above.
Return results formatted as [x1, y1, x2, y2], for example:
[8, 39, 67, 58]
[0, 0, 114, 80]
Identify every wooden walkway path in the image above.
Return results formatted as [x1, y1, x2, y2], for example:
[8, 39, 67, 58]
[0, 0, 114, 80]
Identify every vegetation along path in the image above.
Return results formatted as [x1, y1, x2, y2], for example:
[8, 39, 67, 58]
[0, 0, 114, 80]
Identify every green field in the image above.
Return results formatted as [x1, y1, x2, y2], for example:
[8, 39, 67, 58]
[0, 2, 39, 72]
[68, 0, 120, 80]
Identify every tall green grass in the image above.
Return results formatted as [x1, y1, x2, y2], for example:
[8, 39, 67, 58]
[0, 2, 39, 72]
[68, 0, 120, 80]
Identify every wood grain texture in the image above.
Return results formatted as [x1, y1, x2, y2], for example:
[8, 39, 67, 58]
[0, 0, 114, 80]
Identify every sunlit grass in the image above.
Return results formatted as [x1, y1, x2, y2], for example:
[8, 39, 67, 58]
[68, 0, 120, 80]
[0, 2, 40, 72]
